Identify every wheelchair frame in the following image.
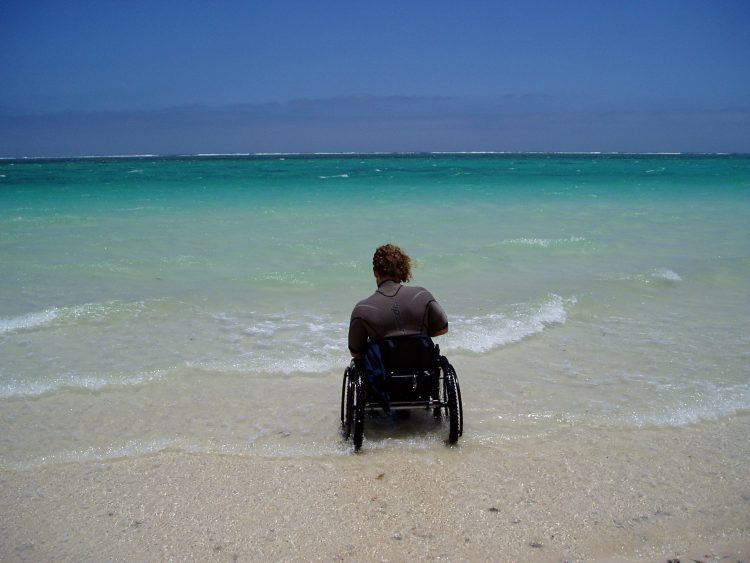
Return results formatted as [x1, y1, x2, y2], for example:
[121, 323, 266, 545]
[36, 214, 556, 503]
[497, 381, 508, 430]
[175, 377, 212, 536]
[340, 337, 463, 451]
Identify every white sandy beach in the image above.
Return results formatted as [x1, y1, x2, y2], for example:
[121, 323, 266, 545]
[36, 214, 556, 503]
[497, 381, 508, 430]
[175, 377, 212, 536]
[2, 412, 748, 562]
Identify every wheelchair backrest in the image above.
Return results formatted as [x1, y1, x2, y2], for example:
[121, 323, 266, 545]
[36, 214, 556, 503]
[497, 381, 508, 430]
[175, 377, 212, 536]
[376, 335, 439, 376]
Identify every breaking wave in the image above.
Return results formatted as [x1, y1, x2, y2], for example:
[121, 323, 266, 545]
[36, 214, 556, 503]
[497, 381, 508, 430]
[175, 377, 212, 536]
[0, 370, 166, 399]
[0, 301, 148, 334]
[0, 308, 63, 333]
[444, 294, 575, 353]
[1, 296, 574, 395]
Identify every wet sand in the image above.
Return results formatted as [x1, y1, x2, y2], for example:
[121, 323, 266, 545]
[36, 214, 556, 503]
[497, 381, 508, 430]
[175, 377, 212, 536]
[2, 416, 748, 562]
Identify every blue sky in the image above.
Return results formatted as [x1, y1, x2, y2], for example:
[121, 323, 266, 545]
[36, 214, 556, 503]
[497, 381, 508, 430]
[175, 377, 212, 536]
[1, 0, 749, 156]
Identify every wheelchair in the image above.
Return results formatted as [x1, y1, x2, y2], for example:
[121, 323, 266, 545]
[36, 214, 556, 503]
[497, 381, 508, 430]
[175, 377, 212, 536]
[341, 335, 463, 451]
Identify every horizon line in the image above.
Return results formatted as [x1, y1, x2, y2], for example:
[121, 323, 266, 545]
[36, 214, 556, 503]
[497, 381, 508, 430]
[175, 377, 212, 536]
[1, 150, 746, 161]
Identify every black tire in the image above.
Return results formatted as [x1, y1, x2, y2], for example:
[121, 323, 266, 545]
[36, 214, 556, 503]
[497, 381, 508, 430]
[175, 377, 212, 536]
[341, 367, 352, 438]
[352, 372, 365, 451]
[455, 372, 464, 438]
[441, 358, 462, 443]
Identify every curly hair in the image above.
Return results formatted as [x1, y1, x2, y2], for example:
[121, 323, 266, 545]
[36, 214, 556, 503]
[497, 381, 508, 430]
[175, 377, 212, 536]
[372, 243, 412, 283]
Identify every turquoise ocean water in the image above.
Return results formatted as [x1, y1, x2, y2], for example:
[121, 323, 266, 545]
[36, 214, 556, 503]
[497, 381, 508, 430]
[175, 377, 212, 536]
[1, 154, 749, 466]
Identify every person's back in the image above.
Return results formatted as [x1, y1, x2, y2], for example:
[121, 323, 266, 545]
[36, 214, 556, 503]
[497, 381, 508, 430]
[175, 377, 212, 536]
[348, 244, 448, 357]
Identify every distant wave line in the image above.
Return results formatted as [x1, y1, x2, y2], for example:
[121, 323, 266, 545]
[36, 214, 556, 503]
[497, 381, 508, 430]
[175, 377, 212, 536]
[2, 151, 743, 162]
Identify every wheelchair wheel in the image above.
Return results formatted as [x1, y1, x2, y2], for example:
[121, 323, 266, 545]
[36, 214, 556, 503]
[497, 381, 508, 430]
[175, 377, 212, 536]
[441, 357, 463, 443]
[341, 367, 353, 438]
[454, 366, 463, 438]
[352, 371, 365, 451]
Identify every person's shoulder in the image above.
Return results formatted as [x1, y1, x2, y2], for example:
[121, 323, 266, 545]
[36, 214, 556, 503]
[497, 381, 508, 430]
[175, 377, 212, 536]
[353, 290, 380, 309]
[399, 285, 437, 303]
[406, 284, 434, 296]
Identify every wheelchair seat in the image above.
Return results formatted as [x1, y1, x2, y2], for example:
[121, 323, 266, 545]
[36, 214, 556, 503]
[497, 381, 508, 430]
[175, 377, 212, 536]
[341, 335, 463, 451]
[367, 335, 439, 408]
[377, 335, 439, 375]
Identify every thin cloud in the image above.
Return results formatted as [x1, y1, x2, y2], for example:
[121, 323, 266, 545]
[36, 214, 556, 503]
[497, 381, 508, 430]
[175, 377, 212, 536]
[1, 95, 748, 157]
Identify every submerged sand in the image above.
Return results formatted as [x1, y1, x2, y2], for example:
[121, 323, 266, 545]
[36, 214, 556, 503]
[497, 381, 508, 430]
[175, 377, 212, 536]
[2, 415, 749, 562]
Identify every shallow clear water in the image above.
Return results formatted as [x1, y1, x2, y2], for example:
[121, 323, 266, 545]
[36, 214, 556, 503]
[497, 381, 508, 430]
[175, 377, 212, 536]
[1, 154, 749, 467]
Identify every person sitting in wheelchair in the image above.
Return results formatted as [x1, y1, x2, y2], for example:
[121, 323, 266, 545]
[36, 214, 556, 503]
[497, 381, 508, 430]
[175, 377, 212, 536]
[342, 244, 461, 450]
[348, 243, 448, 360]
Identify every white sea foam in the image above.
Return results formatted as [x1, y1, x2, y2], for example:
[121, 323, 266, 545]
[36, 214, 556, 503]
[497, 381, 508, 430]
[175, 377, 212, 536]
[318, 173, 349, 179]
[649, 267, 681, 282]
[186, 344, 346, 376]
[629, 382, 750, 428]
[193, 295, 577, 375]
[197, 312, 349, 374]
[500, 237, 586, 248]
[195, 153, 250, 157]
[0, 370, 166, 399]
[194, 296, 574, 375]
[443, 294, 575, 353]
[253, 271, 311, 285]
[0, 308, 63, 333]
[0, 435, 358, 470]
[2, 438, 180, 470]
[615, 267, 682, 284]
[0, 301, 148, 334]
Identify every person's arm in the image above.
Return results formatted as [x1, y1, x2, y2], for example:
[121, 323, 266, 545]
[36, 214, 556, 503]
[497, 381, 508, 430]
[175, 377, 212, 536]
[429, 325, 448, 337]
[426, 298, 449, 337]
[348, 310, 367, 358]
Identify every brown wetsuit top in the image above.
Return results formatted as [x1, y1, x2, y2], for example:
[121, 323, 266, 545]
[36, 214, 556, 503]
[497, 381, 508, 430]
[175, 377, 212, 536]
[348, 280, 449, 356]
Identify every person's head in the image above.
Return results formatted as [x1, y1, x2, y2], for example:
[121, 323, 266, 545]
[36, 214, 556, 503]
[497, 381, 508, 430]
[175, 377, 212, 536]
[372, 243, 412, 283]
